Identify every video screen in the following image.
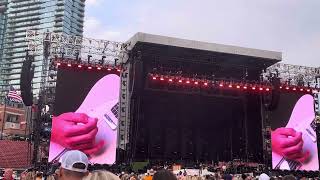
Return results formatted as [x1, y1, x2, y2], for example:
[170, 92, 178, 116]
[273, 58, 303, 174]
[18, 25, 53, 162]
[48, 67, 120, 164]
[270, 93, 319, 170]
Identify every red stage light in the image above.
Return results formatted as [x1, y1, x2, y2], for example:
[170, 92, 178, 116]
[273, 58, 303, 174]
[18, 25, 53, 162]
[117, 69, 121, 72]
[67, 64, 71, 67]
[236, 85, 240, 89]
[78, 65, 82, 68]
[179, 80, 182, 83]
[194, 82, 198, 85]
[285, 87, 289, 90]
[266, 88, 270, 91]
[307, 89, 311, 92]
[300, 88, 304, 91]
[97, 67, 101, 70]
[88, 66, 92, 70]
[186, 80, 190, 84]
[219, 83, 223, 87]
[107, 68, 112, 71]
[160, 77, 164, 81]
[293, 88, 296, 91]
[57, 62, 61, 66]
[259, 87, 263, 91]
[280, 86, 283, 89]
[243, 86, 247, 89]
[252, 87, 256, 90]
[204, 82, 208, 86]
[152, 77, 157, 80]
[169, 79, 173, 82]
[228, 85, 232, 88]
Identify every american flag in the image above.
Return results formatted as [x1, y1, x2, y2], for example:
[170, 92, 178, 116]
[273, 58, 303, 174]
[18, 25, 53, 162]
[6, 86, 23, 103]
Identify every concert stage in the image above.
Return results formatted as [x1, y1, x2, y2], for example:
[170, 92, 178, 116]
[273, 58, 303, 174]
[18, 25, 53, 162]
[126, 33, 281, 163]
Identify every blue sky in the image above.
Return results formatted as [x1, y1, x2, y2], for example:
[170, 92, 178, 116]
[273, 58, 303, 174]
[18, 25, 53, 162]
[84, 0, 320, 67]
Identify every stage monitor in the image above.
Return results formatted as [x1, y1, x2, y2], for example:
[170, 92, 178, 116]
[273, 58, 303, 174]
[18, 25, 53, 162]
[270, 92, 319, 171]
[48, 67, 120, 165]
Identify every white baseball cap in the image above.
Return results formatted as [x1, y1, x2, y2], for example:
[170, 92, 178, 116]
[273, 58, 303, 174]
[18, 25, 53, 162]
[60, 150, 89, 173]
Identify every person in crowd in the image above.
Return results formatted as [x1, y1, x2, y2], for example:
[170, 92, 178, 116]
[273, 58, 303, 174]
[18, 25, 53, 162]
[153, 170, 177, 180]
[57, 150, 89, 180]
[83, 170, 120, 180]
[282, 175, 296, 180]
[3, 169, 14, 180]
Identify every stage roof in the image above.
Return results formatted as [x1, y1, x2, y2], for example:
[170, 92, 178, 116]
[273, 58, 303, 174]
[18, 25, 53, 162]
[127, 32, 282, 70]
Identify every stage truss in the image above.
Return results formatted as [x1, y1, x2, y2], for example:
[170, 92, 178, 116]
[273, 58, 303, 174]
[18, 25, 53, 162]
[25, 30, 132, 150]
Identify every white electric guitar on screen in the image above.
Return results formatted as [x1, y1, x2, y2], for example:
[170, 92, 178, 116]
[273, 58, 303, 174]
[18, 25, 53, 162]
[49, 74, 120, 164]
[272, 94, 318, 171]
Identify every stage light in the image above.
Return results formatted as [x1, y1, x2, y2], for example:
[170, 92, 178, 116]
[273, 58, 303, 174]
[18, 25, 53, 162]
[293, 87, 296, 91]
[107, 68, 112, 71]
[194, 82, 198, 85]
[228, 84, 232, 88]
[56, 62, 61, 66]
[88, 66, 92, 70]
[204, 82, 208, 86]
[67, 63, 71, 67]
[78, 65, 82, 68]
[97, 67, 101, 70]
[160, 77, 164, 81]
[259, 87, 263, 91]
[219, 83, 224, 87]
[300, 88, 304, 91]
[169, 79, 173, 82]
[236, 85, 240, 89]
[307, 89, 311, 92]
[117, 69, 121, 72]
[178, 80, 182, 83]
[152, 77, 157, 80]
[243, 86, 247, 89]
[285, 87, 289, 90]
[280, 86, 283, 89]
[266, 88, 270, 91]
[252, 87, 256, 90]
[186, 80, 190, 84]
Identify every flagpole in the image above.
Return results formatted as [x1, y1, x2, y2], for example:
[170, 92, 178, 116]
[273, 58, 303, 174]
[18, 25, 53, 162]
[1, 98, 7, 140]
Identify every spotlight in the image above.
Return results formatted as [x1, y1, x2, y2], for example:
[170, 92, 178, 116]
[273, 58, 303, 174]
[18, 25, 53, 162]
[78, 65, 82, 68]
[219, 83, 224, 87]
[56, 62, 61, 66]
[285, 87, 289, 90]
[266, 88, 270, 91]
[97, 67, 101, 70]
[67, 64, 71, 67]
[152, 77, 157, 80]
[194, 82, 198, 85]
[117, 69, 121, 72]
[160, 77, 164, 81]
[293, 87, 296, 91]
[252, 87, 256, 90]
[228, 84, 232, 88]
[307, 89, 311, 92]
[88, 66, 92, 70]
[204, 82, 208, 86]
[107, 68, 112, 71]
[300, 88, 304, 91]
[186, 80, 190, 84]
[169, 79, 173, 82]
[259, 87, 263, 91]
[243, 86, 248, 89]
[178, 80, 182, 83]
[280, 86, 283, 89]
[236, 85, 240, 89]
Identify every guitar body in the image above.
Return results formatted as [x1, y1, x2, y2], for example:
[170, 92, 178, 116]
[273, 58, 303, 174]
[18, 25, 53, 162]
[272, 94, 318, 170]
[49, 74, 120, 164]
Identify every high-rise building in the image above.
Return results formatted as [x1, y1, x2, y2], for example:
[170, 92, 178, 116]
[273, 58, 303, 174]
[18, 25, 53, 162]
[0, 0, 85, 101]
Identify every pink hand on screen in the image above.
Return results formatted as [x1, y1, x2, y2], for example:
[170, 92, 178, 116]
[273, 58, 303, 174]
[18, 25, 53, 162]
[51, 112, 105, 155]
[271, 127, 310, 163]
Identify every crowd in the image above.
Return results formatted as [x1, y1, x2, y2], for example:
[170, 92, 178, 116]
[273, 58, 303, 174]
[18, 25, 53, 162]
[0, 150, 318, 180]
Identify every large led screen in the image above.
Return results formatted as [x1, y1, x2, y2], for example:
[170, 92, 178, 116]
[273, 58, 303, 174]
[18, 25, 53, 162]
[271, 93, 318, 170]
[48, 67, 120, 164]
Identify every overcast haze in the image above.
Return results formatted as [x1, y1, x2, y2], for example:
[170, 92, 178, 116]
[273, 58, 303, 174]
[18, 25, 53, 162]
[84, 0, 320, 67]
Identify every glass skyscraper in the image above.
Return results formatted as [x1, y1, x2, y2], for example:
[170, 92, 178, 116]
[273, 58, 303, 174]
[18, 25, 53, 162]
[0, 0, 85, 100]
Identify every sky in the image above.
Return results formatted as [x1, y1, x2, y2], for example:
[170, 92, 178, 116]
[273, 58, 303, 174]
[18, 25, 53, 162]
[84, 0, 320, 67]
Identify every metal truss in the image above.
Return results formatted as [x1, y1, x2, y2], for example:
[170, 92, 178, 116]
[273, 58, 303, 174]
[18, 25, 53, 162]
[266, 63, 320, 88]
[25, 30, 130, 64]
